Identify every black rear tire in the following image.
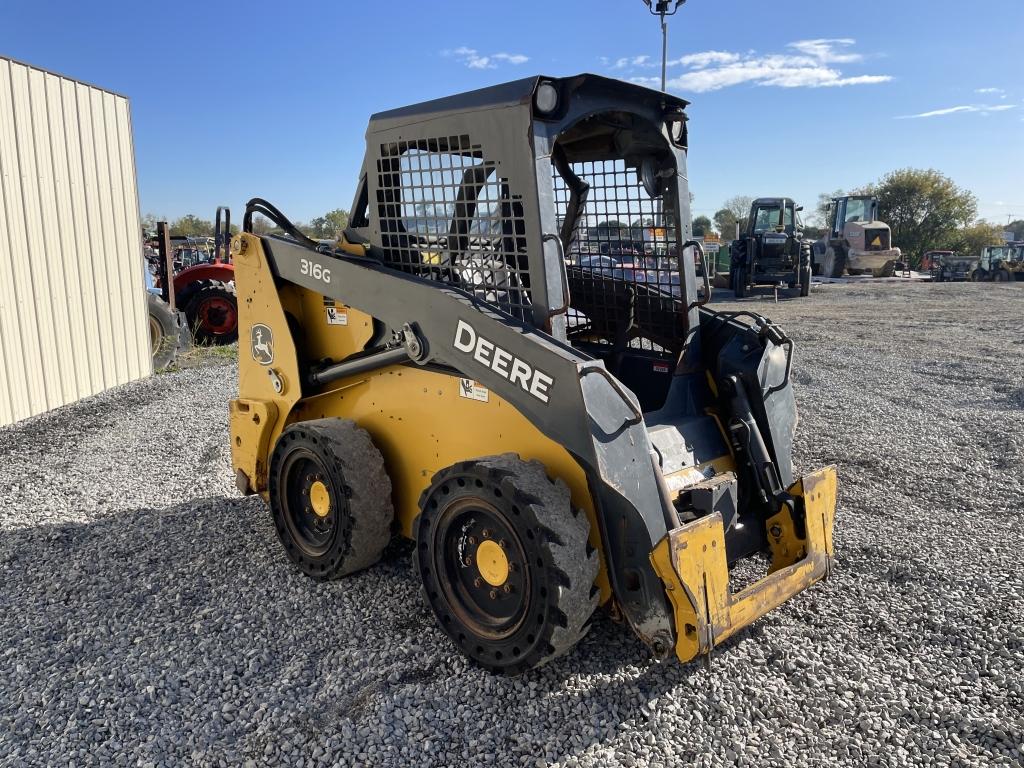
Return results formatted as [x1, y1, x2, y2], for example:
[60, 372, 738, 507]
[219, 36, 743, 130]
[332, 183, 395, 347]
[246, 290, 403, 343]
[268, 419, 394, 581]
[730, 241, 748, 298]
[184, 279, 238, 344]
[733, 265, 747, 298]
[799, 243, 812, 297]
[414, 454, 599, 675]
[147, 292, 179, 370]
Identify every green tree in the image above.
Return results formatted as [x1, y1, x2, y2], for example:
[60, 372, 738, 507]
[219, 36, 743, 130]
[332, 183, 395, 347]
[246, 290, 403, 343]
[953, 221, 1003, 258]
[814, 189, 846, 229]
[1006, 219, 1024, 241]
[713, 209, 739, 240]
[170, 214, 213, 237]
[308, 208, 350, 239]
[723, 195, 753, 221]
[141, 213, 160, 236]
[863, 168, 978, 261]
[691, 215, 713, 237]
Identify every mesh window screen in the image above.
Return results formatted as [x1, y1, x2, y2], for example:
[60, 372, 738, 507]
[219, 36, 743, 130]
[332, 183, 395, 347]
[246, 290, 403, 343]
[553, 159, 682, 352]
[375, 136, 532, 323]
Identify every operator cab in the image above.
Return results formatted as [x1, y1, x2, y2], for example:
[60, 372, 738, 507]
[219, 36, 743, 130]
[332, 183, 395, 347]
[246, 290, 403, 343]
[831, 195, 877, 234]
[750, 199, 801, 235]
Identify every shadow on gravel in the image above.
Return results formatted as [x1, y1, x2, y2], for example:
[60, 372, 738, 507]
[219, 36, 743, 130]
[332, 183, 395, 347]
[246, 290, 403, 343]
[0, 485, 787, 767]
[1, 495, 723, 765]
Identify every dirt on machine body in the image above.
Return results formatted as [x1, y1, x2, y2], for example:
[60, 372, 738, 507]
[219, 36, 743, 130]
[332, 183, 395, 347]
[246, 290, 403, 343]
[814, 195, 902, 278]
[227, 74, 837, 675]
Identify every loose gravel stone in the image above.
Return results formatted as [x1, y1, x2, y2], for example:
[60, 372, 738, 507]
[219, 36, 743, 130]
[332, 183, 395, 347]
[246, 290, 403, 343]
[1, 281, 1022, 767]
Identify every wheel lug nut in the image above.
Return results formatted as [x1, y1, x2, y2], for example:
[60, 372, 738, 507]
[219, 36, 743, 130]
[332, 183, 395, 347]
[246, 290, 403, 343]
[489, 589, 497, 599]
[474, 577, 482, 588]
[468, 536, 476, 545]
[503, 584, 511, 593]
[481, 529, 490, 538]
[464, 556, 472, 566]
[498, 539, 506, 549]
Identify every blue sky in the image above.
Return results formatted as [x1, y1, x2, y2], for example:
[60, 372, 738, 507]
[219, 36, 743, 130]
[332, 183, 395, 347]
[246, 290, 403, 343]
[2, 0, 1021, 225]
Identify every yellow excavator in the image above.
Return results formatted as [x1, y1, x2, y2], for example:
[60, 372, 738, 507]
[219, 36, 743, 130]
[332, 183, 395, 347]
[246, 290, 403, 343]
[228, 74, 837, 674]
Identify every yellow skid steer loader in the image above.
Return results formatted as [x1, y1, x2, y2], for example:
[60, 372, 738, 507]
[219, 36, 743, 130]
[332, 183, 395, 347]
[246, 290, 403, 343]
[229, 75, 836, 674]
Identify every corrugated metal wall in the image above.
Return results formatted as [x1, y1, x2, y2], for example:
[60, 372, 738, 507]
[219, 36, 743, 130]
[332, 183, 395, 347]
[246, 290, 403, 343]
[0, 56, 151, 427]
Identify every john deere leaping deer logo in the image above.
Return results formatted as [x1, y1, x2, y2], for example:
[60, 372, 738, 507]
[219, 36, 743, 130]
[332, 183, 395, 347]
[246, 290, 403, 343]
[251, 324, 274, 365]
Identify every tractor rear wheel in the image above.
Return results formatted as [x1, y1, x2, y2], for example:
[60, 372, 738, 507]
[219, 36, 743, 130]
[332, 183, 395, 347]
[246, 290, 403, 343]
[147, 292, 179, 370]
[995, 269, 1012, 282]
[184, 279, 238, 344]
[414, 454, 599, 675]
[268, 419, 394, 581]
[799, 243, 812, 297]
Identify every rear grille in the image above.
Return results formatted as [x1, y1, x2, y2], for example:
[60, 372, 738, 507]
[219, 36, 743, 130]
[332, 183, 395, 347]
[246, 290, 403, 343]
[552, 159, 683, 354]
[375, 135, 532, 323]
[863, 228, 890, 251]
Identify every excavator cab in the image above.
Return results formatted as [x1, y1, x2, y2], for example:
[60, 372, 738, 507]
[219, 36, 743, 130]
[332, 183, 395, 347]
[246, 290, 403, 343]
[229, 74, 837, 674]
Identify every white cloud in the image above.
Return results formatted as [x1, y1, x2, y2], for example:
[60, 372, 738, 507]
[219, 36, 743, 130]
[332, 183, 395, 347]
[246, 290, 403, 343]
[787, 38, 862, 63]
[492, 53, 529, 65]
[612, 55, 653, 70]
[442, 47, 529, 69]
[975, 87, 1008, 100]
[897, 104, 1017, 119]
[669, 51, 740, 69]
[608, 38, 890, 93]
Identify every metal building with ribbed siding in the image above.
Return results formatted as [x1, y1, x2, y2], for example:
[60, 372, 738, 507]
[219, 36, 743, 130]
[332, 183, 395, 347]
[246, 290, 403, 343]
[0, 55, 150, 427]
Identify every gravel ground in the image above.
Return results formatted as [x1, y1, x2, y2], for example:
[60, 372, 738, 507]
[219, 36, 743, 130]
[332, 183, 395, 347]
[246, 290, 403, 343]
[1, 281, 1022, 767]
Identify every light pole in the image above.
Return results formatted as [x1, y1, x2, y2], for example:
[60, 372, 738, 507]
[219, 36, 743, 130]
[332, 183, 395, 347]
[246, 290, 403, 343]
[642, 0, 688, 92]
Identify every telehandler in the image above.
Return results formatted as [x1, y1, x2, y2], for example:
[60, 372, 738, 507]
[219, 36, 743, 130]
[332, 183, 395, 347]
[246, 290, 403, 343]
[229, 75, 837, 674]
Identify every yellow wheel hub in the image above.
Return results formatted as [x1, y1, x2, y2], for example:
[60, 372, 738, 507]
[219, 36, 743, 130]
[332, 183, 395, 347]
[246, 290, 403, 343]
[309, 480, 331, 518]
[476, 539, 509, 587]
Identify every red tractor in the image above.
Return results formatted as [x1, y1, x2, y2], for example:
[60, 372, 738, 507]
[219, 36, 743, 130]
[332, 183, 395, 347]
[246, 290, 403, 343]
[150, 207, 238, 344]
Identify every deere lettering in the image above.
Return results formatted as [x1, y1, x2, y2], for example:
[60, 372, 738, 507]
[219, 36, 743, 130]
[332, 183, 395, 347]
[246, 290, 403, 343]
[453, 320, 554, 404]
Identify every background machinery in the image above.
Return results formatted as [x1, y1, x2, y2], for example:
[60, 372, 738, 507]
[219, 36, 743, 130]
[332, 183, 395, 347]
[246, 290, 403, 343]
[147, 207, 238, 343]
[729, 198, 812, 298]
[228, 75, 837, 674]
[973, 243, 1023, 282]
[814, 195, 901, 278]
[927, 250, 977, 282]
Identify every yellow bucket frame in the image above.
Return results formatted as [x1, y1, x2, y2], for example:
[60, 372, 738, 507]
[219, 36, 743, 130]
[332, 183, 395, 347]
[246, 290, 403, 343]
[651, 466, 837, 663]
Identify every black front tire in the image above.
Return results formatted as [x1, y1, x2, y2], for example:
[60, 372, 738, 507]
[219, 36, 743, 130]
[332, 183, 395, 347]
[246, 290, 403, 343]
[147, 292, 179, 370]
[414, 454, 599, 675]
[268, 419, 394, 581]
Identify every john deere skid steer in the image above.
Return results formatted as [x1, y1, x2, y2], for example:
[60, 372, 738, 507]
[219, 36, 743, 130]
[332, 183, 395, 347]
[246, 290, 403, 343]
[229, 75, 837, 674]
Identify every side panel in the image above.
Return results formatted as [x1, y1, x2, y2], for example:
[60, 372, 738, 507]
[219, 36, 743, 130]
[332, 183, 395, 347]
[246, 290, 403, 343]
[0, 57, 150, 427]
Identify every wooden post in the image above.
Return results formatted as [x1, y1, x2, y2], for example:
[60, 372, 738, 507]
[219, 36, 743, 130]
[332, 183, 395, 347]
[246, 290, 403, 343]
[156, 221, 175, 312]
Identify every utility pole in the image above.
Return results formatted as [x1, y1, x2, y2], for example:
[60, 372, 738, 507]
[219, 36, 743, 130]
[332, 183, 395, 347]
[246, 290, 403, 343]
[642, 0, 688, 92]
[641, 1, 688, 230]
